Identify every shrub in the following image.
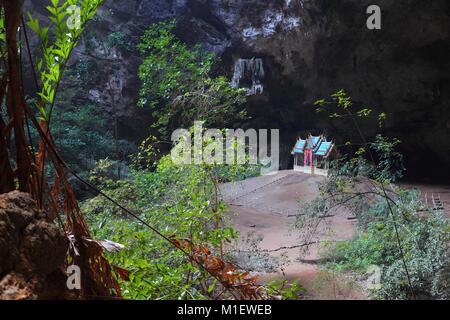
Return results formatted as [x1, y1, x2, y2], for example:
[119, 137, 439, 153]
[322, 190, 449, 300]
[82, 152, 243, 299]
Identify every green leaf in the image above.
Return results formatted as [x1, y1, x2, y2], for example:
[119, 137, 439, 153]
[27, 14, 40, 34]
[46, 5, 57, 15]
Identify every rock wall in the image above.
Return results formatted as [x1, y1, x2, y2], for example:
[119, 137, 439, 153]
[26, 0, 450, 178]
[0, 192, 71, 299]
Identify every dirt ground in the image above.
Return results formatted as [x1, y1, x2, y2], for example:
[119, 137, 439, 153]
[221, 171, 450, 299]
[0, 191, 71, 300]
[220, 170, 365, 300]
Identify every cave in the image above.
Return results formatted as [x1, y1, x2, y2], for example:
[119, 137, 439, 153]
[23, 0, 447, 181]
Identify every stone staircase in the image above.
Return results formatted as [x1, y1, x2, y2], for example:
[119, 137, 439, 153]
[424, 192, 447, 214]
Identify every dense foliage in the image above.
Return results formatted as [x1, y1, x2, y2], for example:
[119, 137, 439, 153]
[137, 20, 247, 138]
[52, 104, 133, 190]
[82, 140, 261, 299]
[322, 189, 449, 299]
[332, 134, 405, 183]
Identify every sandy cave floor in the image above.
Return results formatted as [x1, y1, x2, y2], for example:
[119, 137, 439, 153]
[220, 171, 450, 299]
[220, 171, 364, 299]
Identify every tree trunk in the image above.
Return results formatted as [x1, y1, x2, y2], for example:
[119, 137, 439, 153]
[3, 0, 33, 193]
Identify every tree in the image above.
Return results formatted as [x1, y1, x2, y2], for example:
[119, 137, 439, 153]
[137, 20, 247, 138]
[0, 0, 121, 298]
[0, 2, 271, 300]
[297, 90, 419, 299]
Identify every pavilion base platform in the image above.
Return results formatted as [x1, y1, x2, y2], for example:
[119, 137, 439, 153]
[293, 165, 329, 177]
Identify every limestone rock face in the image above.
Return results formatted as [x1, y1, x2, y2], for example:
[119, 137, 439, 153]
[25, 0, 450, 177]
[0, 192, 70, 300]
